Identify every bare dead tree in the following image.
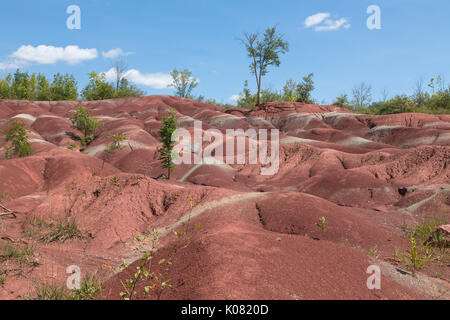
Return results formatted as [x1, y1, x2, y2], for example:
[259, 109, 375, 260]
[111, 58, 128, 90]
[412, 77, 426, 108]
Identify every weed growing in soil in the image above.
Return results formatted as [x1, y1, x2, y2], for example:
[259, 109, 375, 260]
[23, 217, 85, 243]
[27, 272, 104, 300]
[0, 270, 6, 285]
[111, 176, 119, 186]
[102, 133, 128, 170]
[22, 217, 51, 239]
[42, 218, 85, 243]
[0, 190, 11, 202]
[316, 216, 326, 233]
[66, 142, 79, 151]
[395, 236, 434, 276]
[368, 246, 380, 259]
[119, 197, 202, 300]
[2, 118, 33, 159]
[31, 283, 70, 300]
[403, 217, 447, 243]
[71, 272, 104, 300]
[0, 242, 35, 267]
[397, 217, 448, 274]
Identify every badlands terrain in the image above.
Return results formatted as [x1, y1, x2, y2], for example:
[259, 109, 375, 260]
[0, 95, 449, 299]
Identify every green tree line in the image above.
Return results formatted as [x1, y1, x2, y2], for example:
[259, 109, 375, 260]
[0, 69, 144, 101]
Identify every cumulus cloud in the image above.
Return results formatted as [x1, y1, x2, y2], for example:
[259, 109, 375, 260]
[304, 13, 330, 28]
[103, 68, 173, 89]
[229, 94, 241, 102]
[304, 13, 350, 31]
[102, 48, 134, 59]
[10, 45, 98, 65]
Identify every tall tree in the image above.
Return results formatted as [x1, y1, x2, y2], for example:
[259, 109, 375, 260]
[239, 26, 289, 105]
[352, 82, 372, 110]
[296, 73, 315, 103]
[169, 69, 198, 99]
[81, 72, 115, 101]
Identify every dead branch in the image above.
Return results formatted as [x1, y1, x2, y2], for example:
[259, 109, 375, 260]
[0, 203, 17, 218]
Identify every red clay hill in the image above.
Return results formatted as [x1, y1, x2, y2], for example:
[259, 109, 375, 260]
[0, 96, 448, 300]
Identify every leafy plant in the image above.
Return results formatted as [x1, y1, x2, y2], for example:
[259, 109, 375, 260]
[66, 142, 79, 151]
[119, 198, 202, 300]
[395, 236, 433, 276]
[69, 106, 102, 147]
[71, 272, 103, 300]
[157, 109, 178, 179]
[111, 176, 119, 186]
[102, 133, 128, 169]
[2, 118, 33, 159]
[119, 228, 161, 300]
[316, 217, 326, 233]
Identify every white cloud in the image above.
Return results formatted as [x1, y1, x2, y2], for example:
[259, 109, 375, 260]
[0, 59, 27, 70]
[102, 68, 173, 89]
[10, 45, 98, 65]
[315, 18, 350, 31]
[304, 13, 330, 28]
[102, 48, 134, 59]
[229, 94, 241, 102]
[304, 13, 350, 32]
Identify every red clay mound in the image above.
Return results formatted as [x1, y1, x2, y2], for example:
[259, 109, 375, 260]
[0, 97, 448, 300]
[255, 192, 404, 255]
[300, 169, 399, 207]
[0, 156, 46, 197]
[105, 194, 421, 300]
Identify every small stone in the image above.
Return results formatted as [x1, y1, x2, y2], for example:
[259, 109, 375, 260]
[276, 237, 281, 241]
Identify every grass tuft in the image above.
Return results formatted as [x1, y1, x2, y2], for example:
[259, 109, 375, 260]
[42, 218, 85, 243]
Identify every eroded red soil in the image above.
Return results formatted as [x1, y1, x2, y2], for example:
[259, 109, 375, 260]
[0, 96, 448, 299]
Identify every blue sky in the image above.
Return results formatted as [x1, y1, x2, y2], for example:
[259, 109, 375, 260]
[0, 0, 449, 104]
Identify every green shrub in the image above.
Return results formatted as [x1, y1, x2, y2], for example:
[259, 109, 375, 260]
[333, 93, 353, 111]
[157, 109, 177, 179]
[69, 106, 102, 146]
[2, 118, 33, 159]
